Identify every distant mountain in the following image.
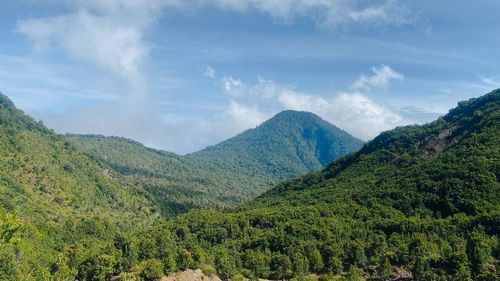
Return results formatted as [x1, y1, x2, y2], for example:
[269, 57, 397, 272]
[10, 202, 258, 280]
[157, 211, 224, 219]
[4, 89, 499, 281]
[149, 90, 500, 280]
[190, 110, 364, 180]
[67, 110, 363, 217]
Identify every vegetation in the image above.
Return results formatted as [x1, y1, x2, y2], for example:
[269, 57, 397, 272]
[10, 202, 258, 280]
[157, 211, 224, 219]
[0, 89, 499, 280]
[123, 89, 499, 280]
[66, 111, 363, 217]
[0, 93, 158, 280]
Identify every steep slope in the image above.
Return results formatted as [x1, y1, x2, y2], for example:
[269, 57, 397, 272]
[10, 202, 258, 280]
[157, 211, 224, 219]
[190, 110, 364, 181]
[0, 92, 157, 277]
[5, 90, 499, 281]
[140, 90, 499, 280]
[66, 111, 363, 217]
[65, 135, 236, 217]
[254, 90, 500, 215]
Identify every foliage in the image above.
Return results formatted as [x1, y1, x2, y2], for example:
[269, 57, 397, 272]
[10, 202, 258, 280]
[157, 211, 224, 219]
[1, 90, 500, 281]
[132, 259, 164, 281]
[0, 213, 22, 248]
[66, 110, 363, 217]
[122, 90, 499, 280]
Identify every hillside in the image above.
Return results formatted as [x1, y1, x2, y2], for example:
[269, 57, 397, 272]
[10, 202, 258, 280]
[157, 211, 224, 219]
[66, 111, 363, 217]
[190, 110, 364, 179]
[0, 92, 158, 279]
[3, 90, 499, 281]
[133, 89, 499, 280]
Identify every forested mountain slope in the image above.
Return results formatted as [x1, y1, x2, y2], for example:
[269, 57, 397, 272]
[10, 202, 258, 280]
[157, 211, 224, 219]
[139, 89, 499, 280]
[66, 111, 363, 217]
[190, 110, 364, 179]
[0, 92, 159, 279]
[4, 90, 499, 281]
[0, 93, 155, 224]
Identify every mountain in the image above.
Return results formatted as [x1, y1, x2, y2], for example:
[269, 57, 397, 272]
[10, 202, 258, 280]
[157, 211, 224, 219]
[66, 110, 363, 217]
[136, 90, 499, 280]
[5, 90, 498, 280]
[190, 110, 364, 181]
[0, 92, 159, 278]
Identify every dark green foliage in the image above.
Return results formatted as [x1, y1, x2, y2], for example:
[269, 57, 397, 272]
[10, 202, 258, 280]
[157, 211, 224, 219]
[66, 111, 363, 218]
[177, 249, 194, 270]
[126, 90, 498, 280]
[1, 89, 500, 281]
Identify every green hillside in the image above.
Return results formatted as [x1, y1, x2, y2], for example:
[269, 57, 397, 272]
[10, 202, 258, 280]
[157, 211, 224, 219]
[0, 92, 158, 279]
[134, 90, 499, 280]
[66, 111, 363, 217]
[2, 90, 499, 281]
[190, 110, 363, 181]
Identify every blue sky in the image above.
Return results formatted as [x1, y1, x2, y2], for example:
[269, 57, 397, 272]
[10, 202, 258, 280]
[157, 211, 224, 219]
[1, 0, 499, 154]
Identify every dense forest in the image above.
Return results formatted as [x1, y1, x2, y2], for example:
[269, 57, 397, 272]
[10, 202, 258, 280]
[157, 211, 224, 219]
[1, 89, 499, 281]
[66, 111, 362, 217]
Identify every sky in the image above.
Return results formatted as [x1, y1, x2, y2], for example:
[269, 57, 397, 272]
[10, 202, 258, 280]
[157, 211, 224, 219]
[1, 0, 500, 154]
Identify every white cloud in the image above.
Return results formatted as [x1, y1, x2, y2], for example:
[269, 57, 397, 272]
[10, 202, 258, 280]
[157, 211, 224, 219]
[479, 76, 500, 88]
[222, 76, 244, 94]
[203, 66, 215, 78]
[206, 0, 411, 26]
[351, 64, 404, 90]
[216, 68, 410, 141]
[278, 91, 408, 140]
[17, 0, 173, 87]
[13, 1, 414, 153]
[17, 0, 411, 83]
[223, 100, 271, 133]
[222, 75, 293, 99]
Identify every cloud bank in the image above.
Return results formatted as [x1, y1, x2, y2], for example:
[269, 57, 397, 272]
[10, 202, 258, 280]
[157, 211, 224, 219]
[219, 70, 410, 141]
[14, 1, 414, 153]
[18, 0, 411, 83]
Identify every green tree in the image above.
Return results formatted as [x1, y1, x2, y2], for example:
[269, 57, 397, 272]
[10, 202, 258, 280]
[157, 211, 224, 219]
[0, 248, 20, 281]
[344, 265, 363, 281]
[163, 252, 177, 275]
[270, 253, 292, 280]
[378, 258, 393, 280]
[0, 213, 22, 248]
[177, 249, 194, 270]
[135, 259, 164, 281]
[216, 250, 238, 280]
[452, 264, 473, 281]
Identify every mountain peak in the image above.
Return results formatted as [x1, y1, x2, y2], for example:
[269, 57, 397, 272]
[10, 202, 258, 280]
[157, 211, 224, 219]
[261, 110, 329, 127]
[192, 110, 364, 178]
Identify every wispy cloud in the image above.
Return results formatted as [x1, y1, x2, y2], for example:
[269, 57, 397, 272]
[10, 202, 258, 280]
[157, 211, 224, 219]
[205, 0, 412, 26]
[222, 76, 244, 94]
[16, 0, 174, 89]
[203, 66, 215, 78]
[351, 64, 404, 90]
[220, 66, 410, 141]
[479, 76, 500, 88]
[11, 1, 415, 153]
[17, 0, 412, 86]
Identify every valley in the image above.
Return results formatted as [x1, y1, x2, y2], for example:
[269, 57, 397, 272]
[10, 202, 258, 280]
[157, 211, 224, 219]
[0, 89, 499, 280]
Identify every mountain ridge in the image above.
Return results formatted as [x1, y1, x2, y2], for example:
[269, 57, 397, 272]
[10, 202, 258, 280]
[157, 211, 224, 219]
[66, 109, 364, 217]
[1, 90, 499, 280]
[151, 89, 500, 280]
